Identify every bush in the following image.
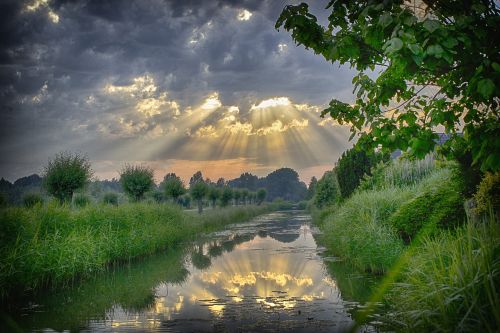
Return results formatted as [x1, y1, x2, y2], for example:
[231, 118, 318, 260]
[385, 218, 500, 333]
[313, 170, 340, 208]
[474, 171, 500, 218]
[388, 168, 465, 243]
[220, 187, 233, 207]
[22, 192, 44, 208]
[0, 192, 7, 207]
[102, 192, 118, 205]
[256, 188, 267, 205]
[42, 152, 93, 203]
[119, 164, 154, 202]
[73, 193, 91, 207]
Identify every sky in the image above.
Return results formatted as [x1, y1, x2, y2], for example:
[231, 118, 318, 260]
[0, 0, 359, 184]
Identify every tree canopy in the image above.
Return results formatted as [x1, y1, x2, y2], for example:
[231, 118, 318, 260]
[277, 0, 500, 171]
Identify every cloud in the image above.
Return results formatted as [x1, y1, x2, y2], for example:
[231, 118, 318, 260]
[0, 0, 358, 182]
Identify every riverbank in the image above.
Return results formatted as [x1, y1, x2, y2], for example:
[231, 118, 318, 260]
[0, 202, 276, 301]
[311, 158, 499, 332]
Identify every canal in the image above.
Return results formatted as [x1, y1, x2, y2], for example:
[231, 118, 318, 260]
[4, 210, 380, 332]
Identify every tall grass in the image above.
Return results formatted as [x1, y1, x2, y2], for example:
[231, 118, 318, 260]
[384, 217, 500, 332]
[0, 202, 274, 300]
[320, 187, 412, 273]
[359, 154, 436, 191]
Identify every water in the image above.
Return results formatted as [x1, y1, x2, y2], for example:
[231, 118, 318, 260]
[3, 211, 380, 332]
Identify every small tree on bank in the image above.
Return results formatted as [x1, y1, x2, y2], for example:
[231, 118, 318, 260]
[257, 188, 267, 205]
[120, 164, 154, 202]
[191, 181, 208, 214]
[233, 189, 241, 205]
[42, 152, 93, 203]
[162, 173, 186, 203]
[208, 186, 221, 208]
[220, 187, 233, 207]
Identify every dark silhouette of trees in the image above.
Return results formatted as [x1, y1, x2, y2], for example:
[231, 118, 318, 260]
[306, 176, 317, 200]
[264, 168, 307, 201]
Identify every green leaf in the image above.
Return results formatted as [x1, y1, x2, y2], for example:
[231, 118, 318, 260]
[477, 79, 495, 99]
[407, 43, 422, 55]
[492, 62, 500, 72]
[423, 19, 440, 33]
[427, 44, 444, 57]
[384, 37, 403, 54]
[378, 13, 393, 28]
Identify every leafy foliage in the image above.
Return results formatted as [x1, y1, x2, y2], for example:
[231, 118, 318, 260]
[190, 172, 208, 213]
[276, 1, 500, 171]
[256, 188, 267, 205]
[119, 164, 154, 202]
[388, 168, 465, 242]
[313, 170, 340, 208]
[161, 173, 186, 202]
[220, 187, 233, 207]
[42, 152, 93, 203]
[474, 171, 500, 218]
[336, 145, 388, 198]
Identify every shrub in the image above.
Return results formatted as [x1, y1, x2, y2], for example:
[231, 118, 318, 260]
[73, 193, 91, 207]
[22, 192, 44, 208]
[313, 170, 340, 208]
[385, 218, 500, 333]
[42, 152, 93, 203]
[102, 192, 118, 205]
[474, 171, 500, 218]
[119, 164, 154, 202]
[256, 188, 267, 205]
[150, 190, 164, 203]
[388, 168, 465, 243]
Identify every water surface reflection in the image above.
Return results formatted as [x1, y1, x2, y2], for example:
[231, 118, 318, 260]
[5, 211, 379, 332]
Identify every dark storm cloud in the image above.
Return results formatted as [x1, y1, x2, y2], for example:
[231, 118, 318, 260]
[0, 0, 356, 180]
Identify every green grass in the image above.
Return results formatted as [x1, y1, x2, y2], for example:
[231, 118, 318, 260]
[0, 202, 274, 300]
[384, 217, 500, 332]
[319, 187, 411, 273]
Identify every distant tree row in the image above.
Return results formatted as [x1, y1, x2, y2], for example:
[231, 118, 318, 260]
[1, 152, 269, 212]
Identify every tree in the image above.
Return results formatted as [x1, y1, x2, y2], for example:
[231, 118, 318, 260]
[306, 176, 318, 200]
[120, 164, 154, 202]
[220, 186, 233, 207]
[314, 170, 341, 208]
[277, 1, 500, 172]
[216, 177, 226, 187]
[190, 181, 208, 214]
[233, 189, 241, 205]
[42, 152, 93, 203]
[241, 188, 249, 205]
[264, 168, 307, 201]
[257, 188, 267, 205]
[336, 145, 388, 198]
[189, 171, 204, 187]
[208, 186, 221, 208]
[162, 173, 186, 203]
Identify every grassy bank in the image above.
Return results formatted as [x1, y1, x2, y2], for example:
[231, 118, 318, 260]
[312, 157, 499, 331]
[0, 202, 274, 300]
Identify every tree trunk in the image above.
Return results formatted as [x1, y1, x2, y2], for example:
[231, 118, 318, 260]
[197, 199, 203, 214]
